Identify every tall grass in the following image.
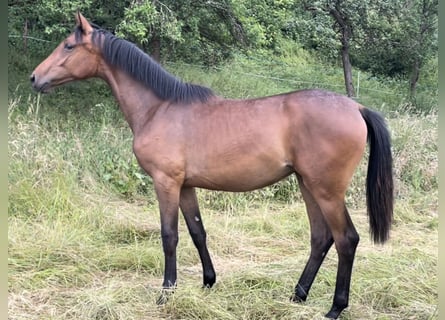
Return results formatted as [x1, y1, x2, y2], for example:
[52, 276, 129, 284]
[8, 53, 437, 319]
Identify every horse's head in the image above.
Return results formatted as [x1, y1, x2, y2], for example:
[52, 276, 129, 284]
[30, 12, 99, 93]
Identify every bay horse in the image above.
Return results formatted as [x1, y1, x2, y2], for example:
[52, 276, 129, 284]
[30, 12, 393, 319]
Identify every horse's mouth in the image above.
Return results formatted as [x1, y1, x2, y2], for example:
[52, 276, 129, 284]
[34, 82, 52, 94]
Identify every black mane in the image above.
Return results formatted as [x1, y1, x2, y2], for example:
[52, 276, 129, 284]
[76, 26, 214, 104]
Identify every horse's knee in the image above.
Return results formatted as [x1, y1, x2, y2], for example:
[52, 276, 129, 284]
[161, 231, 179, 255]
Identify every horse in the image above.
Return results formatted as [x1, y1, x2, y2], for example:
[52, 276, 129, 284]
[30, 12, 393, 319]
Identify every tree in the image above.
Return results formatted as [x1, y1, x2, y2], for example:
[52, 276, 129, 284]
[115, 0, 248, 65]
[8, 0, 127, 54]
[403, 0, 438, 97]
[8, 0, 438, 97]
[301, 0, 371, 97]
[298, 0, 437, 98]
[324, 2, 355, 97]
[350, 0, 438, 97]
[234, 0, 298, 49]
[115, 0, 182, 62]
[9, 0, 249, 65]
[166, 0, 247, 64]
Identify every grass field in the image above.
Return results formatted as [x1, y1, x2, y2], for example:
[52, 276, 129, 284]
[8, 54, 437, 319]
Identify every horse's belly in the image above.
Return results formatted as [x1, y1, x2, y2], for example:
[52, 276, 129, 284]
[184, 159, 294, 192]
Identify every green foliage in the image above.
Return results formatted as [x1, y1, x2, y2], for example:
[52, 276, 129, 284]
[97, 150, 151, 198]
[294, 0, 438, 98]
[8, 0, 93, 39]
[116, 0, 250, 64]
[8, 0, 438, 98]
[160, 0, 249, 65]
[116, 0, 182, 48]
[351, 0, 438, 78]
[39, 0, 94, 37]
[235, 0, 297, 48]
[296, 0, 371, 61]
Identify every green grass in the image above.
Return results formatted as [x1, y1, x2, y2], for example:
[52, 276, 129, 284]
[8, 51, 437, 319]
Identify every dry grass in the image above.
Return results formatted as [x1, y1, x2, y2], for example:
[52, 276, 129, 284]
[8, 195, 437, 319]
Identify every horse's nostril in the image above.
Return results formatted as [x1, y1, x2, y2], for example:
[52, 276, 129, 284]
[30, 74, 35, 83]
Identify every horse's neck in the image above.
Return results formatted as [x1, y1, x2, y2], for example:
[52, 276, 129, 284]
[99, 67, 163, 135]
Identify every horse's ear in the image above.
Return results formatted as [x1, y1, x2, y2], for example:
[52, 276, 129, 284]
[75, 11, 93, 35]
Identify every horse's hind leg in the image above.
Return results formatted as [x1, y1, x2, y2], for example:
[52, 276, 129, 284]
[306, 182, 359, 319]
[292, 174, 334, 303]
[179, 187, 216, 288]
[318, 198, 359, 319]
[293, 173, 359, 319]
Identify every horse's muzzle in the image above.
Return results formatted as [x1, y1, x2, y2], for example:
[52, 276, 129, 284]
[30, 74, 50, 93]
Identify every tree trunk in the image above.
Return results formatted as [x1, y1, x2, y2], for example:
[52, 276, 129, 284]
[151, 35, 161, 63]
[328, 5, 355, 97]
[23, 19, 28, 54]
[341, 37, 355, 97]
[150, 0, 161, 63]
[409, 58, 420, 97]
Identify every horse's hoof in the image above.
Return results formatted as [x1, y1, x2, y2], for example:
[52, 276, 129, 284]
[203, 273, 216, 288]
[324, 305, 345, 319]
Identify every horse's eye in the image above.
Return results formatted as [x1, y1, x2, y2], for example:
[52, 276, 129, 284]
[64, 42, 75, 51]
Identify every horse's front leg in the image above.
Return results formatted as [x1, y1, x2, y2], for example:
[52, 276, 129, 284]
[153, 177, 181, 303]
[179, 187, 216, 288]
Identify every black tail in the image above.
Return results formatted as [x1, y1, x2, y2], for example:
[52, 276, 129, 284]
[359, 108, 394, 244]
